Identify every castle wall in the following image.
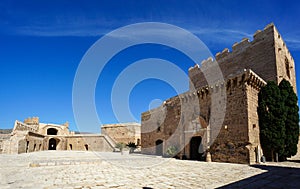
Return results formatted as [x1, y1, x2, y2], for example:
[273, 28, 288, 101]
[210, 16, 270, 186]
[273, 28, 297, 91]
[39, 124, 70, 136]
[246, 83, 262, 164]
[65, 135, 114, 152]
[0, 134, 12, 153]
[141, 96, 182, 155]
[101, 123, 141, 145]
[141, 70, 265, 164]
[1, 131, 45, 154]
[13, 120, 38, 133]
[1, 116, 121, 154]
[189, 24, 296, 93]
[20, 132, 45, 153]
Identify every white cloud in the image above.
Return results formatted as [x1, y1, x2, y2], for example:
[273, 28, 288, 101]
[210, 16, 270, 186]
[10, 20, 300, 52]
[285, 38, 300, 51]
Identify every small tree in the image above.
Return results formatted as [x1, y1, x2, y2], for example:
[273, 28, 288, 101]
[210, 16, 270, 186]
[258, 81, 286, 161]
[127, 142, 138, 153]
[115, 142, 126, 152]
[279, 79, 299, 158]
[165, 145, 178, 157]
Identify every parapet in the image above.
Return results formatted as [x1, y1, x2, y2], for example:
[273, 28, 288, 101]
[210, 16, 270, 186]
[226, 69, 266, 91]
[232, 38, 250, 52]
[201, 57, 215, 69]
[214, 23, 276, 62]
[63, 121, 69, 128]
[24, 117, 39, 125]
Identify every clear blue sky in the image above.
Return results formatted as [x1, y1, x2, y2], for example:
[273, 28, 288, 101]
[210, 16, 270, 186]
[1, 0, 300, 133]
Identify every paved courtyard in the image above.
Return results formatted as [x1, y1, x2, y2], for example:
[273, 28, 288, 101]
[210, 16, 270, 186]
[1, 151, 300, 189]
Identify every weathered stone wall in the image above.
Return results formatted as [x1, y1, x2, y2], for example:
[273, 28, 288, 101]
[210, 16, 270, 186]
[2, 131, 45, 154]
[273, 28, 297, 91]
[101, 123, 141, 145]
[39, 124, 70, 136]
[13, 120, 38, 132]
[19, 132, 45, 153]
[189, 24, 296, 93]
[24, 117, 39, 125]
[66, 135, 114, 152]
[141, 96, 182, 155]
[141, 70, 265, 164]
[210, 71, 265, 164]
[43, 136, 67, 151]
[1, 118, 119, 154]
[246, 79, 264, 164]
[0, 134, 11, 153]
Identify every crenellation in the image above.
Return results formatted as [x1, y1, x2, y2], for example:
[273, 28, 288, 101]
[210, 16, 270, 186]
[216, 48, 230, 61]
[232, 38, 250, 53]
[201, 57, 214, 68]
[264, 22, 275, 30]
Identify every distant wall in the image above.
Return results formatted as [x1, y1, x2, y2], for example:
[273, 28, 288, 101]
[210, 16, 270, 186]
[0, 134, 11, 153]
[101, 123, 141, 145]
[66, 135, 114, 152]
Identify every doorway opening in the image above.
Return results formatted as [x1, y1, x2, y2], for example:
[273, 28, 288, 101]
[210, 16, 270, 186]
[84, 144, 88, 151]
[48, 138, 57, 150]
[190, 136, 204, 161]
[26, 141, 29, 153]
[155, 139, 163, 156]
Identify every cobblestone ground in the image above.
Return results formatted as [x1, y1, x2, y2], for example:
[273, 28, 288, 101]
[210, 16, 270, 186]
[1, 151, 300, 189]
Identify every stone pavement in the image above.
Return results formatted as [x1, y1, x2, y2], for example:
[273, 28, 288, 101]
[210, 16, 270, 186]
[0, 151, 300, 189]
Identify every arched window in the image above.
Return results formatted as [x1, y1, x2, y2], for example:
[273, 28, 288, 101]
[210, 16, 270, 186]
[47, 128, 58, 135]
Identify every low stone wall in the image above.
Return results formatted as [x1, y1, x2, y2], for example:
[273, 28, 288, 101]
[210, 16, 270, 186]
[65, 135, 114, 152]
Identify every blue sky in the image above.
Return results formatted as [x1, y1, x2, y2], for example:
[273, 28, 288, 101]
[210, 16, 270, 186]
[1, 0, 300, 133]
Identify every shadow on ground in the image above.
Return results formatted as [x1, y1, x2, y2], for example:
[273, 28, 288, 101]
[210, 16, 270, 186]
[218, 164, 300, 189]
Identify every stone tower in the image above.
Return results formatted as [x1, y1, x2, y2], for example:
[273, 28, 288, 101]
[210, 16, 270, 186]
[189, 23, 296, 93]
[141, 23, 297, 164]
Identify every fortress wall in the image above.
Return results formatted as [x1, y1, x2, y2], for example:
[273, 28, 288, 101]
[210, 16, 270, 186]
[189, 24, 295, 92]
[210, 72, 250, 163]
[246, 83, 263, 164]
[141, 70, 265, 164]
[273, 28, 297, 92]
[65, 135, 114, 152]
[101, 123, 141, 145]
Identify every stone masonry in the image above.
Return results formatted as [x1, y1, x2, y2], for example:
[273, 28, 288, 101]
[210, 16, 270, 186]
[141, 23, 297, 164]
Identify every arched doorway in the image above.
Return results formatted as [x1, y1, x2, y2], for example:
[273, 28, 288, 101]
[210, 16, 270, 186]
[190, 136, 204, 161]
[155, 139, 163, 156]
[47, 128, 58, 135]
[48, 138, 57, 150]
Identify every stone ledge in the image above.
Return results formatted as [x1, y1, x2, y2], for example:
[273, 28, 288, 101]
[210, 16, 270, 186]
[29, 159, 103, 167]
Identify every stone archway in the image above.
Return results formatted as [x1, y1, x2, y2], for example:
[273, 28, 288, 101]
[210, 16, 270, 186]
[48, 138, 57, 150]
[47, 128, 58, 135]
[155, 139, 163, 156]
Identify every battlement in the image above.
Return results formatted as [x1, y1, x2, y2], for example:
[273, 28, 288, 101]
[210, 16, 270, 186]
[213, 23, 293, 63]
[215, 23, 276, 62]
[13, 120, 38, 133]
[24, 117, 39, 125]
[189, 23, 296, 91]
